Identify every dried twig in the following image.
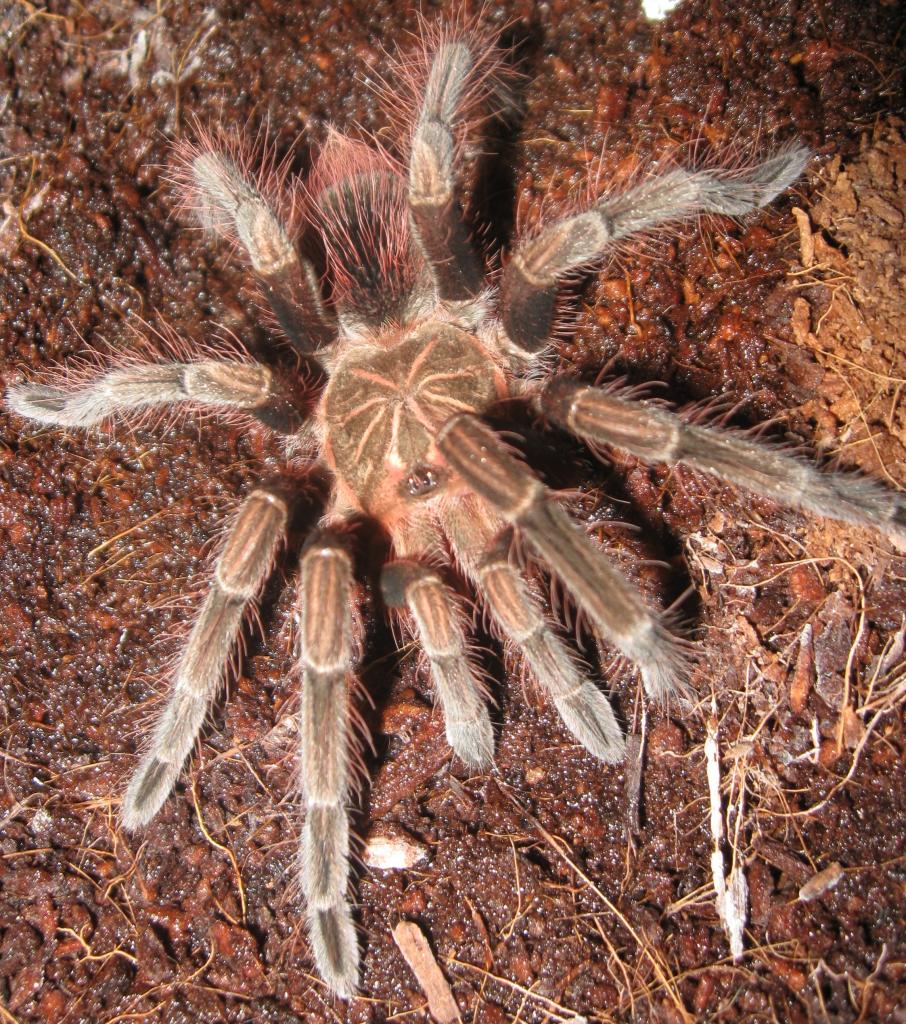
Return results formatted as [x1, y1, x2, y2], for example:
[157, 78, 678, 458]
[191, 779, 247, 922]
[392, 921, 461, 1024]
[705, 706, 747, 961]
[447, 958, 589, 1024]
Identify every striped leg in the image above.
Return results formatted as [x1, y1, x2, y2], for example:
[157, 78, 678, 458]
[380, 510, 492, 767]
[6, 359, 305, 434]
[438, 415, 688, 701]
[297, 532, 360, 997]
[444, 495, 625, 761]
[543, 378, 906, 546]
[182, 141, 335, 353]
[407, 37, 484, 301]
[500, 146, 810, 353]
[381, 558, 494, 769]
[121, 488, 287, 829]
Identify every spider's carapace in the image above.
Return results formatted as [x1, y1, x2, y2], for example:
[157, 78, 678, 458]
[322, 323, 505, 522]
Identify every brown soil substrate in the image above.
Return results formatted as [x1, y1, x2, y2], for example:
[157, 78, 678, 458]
[1, 2, 904, 1022]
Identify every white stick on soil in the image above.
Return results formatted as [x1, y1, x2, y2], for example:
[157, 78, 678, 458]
[705, 704, 748, 960]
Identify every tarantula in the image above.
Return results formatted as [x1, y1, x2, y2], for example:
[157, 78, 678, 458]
[7, 18, 906, 999]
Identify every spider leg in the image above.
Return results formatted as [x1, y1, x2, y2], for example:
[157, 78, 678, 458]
[186, 145, 335, 352]
[408, 39, 483, 302]
[6, 359, 305, 434]
[121, 488, 287, 829]
[438, 414, 688, 701]
[381, 558, 494, 768]
[258, 261, 335, 357]
[444, 495, 625, 761]
[297, 532, 360, 998]
[500, 145, 810, 353]
[543, 378, 906, 545]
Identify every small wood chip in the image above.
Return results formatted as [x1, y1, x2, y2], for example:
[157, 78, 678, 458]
[792, 206, 815, 267]
[790, 296, 812, 346]
[623, 731, 643, 836]
[392, 921, 461, 1024]
[363, 828, 428, 870]
[790, 623, 814, 715]
[799, 862, 845, 902]
[756, 838, 811, 883]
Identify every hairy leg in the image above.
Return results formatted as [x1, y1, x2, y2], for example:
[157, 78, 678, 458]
[121, 488, 287, 829]
[381, 512, 493, 767]
[438, 415, 688, 700]
[180, 139, 335, 353]
[500, 146, 810, 353]
[407, 37, 484, 301]
[6, 359, 305, 433]
[444, 494, 625, 760]
[543, 378, 906, 545]
[297, 532, 360, 997]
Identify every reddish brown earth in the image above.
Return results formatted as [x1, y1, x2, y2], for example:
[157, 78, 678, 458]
[1, 2, 904, 1022]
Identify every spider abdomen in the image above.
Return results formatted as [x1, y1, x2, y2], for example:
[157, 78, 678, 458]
[321, 322, 503, 519]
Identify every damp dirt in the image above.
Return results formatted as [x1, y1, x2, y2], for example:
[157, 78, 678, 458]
[1, 2, 904, 1022]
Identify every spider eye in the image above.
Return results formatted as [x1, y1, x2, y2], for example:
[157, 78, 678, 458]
[404, 464, 441, 498]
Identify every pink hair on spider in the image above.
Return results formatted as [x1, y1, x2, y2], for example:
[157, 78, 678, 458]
[167, 119, 304, 257]
[376, 8, 518, 162]
[306, 130, 416, 317]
